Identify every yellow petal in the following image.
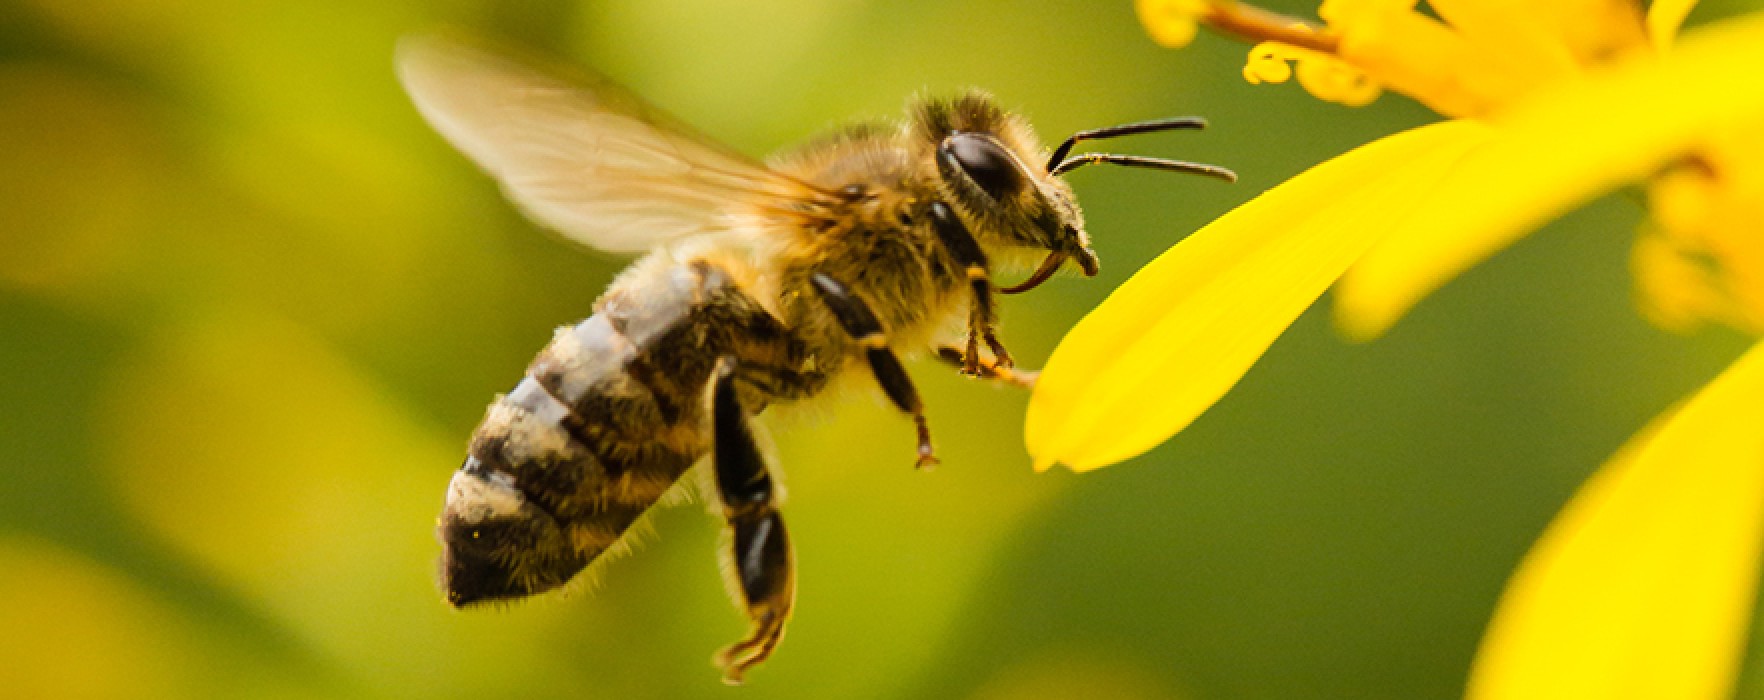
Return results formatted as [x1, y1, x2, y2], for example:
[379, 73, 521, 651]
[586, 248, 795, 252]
[1466, 339, 1764, 700]
[1025, 119, 1493, 472]
[1431, 0, 1647, 69]
[1329, 8, 1496, 118]
[1334, 12, 1764, 340]
[1648, 0, 1700, 51]
[1425, 0, 1582, 95]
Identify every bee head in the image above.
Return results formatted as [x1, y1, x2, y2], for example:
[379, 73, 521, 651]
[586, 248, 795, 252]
[438, 460, 585, 607]
[915, 92, 1234, 294]
[917, 93, 1095, 289]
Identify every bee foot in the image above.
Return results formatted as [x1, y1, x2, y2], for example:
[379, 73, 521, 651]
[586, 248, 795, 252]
[913, 415, 937, 469]
[715, 621, 784, 685]
[962, 334, 983, 376]
[936, 345, 1002, 380]
[982, 330, 1014, 369]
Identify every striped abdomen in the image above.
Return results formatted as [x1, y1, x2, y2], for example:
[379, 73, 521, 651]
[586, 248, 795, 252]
[439, 259, 813, 606]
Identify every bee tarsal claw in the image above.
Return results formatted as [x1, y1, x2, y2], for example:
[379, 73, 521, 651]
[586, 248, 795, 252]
[962, 358, 984, 378]
[714, 611, 788, 685]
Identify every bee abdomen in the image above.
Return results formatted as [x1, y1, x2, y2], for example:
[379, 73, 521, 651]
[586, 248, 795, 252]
[442, 256, 807, 605]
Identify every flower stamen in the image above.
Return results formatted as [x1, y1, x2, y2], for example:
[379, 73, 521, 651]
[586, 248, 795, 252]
[1203, 1, 1340, 54]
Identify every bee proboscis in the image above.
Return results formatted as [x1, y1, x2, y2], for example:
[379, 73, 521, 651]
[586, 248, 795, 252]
[397, 33, 1233, 684]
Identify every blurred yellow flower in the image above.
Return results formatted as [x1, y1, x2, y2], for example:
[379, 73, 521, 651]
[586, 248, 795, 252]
[1636, 121, 1764, 335]
[1032, 1, 1764, 697]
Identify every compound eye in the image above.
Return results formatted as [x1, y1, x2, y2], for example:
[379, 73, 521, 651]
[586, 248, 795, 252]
[941, 133, 1024, 201]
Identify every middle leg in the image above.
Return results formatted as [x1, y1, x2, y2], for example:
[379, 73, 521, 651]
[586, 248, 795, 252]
[810, 272, 939, 467]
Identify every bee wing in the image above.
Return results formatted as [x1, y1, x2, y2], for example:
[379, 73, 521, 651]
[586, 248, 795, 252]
[397, 33, 824, 253]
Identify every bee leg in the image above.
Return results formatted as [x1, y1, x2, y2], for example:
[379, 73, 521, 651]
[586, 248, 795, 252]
[934, 346, 1037, 389]
[709, 358, 794, 685]
[928, 201, 1012, 373]
[809, 272, 939, 468]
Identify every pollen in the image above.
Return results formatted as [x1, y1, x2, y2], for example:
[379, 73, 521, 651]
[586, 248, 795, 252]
[1243, 41, 1298, 83]
[1245, 41, 1381, 107]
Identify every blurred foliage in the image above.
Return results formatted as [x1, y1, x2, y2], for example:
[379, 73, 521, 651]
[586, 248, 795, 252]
[1, 0, 1760, 698]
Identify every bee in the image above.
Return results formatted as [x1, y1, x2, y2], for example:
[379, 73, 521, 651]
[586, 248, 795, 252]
[397, 33, 1233, 684]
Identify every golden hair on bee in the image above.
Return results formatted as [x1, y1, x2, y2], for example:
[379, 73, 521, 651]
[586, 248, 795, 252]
[397, 31, 1233, 684]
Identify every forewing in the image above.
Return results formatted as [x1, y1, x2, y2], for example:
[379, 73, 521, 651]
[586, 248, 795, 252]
[397, 33, 819, 253]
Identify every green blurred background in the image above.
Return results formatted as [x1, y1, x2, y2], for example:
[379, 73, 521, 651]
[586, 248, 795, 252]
[4, 0, 1763, 698]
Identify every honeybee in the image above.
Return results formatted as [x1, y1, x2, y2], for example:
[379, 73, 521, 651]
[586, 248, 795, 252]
[397, 33, 1233, 684]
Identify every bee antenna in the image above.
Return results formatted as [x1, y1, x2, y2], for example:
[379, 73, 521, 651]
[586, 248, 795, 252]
[1052, 153, 1237, 183]
[1046, 116, 1209, 172]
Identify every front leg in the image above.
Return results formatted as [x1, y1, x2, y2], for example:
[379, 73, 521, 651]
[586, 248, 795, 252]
[708, 358, 794, 685]
[928, 200, 1012, 374]
[810, 272, 939, 467]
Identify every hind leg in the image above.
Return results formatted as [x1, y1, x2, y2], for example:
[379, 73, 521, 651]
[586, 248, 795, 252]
[708, 358, 795, 685]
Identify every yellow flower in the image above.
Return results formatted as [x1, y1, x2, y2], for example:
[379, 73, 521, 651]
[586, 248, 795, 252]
[1033, 1, 1764, 697]
[1637, 121, 1764, 334]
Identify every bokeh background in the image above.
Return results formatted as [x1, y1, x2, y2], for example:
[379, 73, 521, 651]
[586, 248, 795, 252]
[4, 0, 1763, 698]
